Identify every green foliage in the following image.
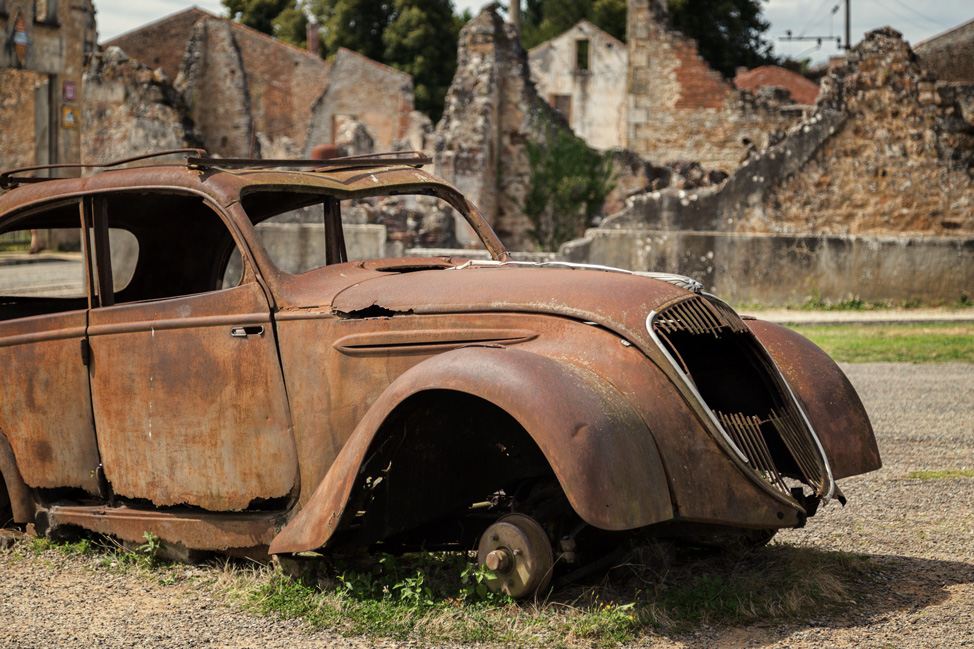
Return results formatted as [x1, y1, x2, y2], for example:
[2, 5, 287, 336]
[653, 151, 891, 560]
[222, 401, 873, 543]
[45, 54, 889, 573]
[788, 323, 974, 364]
[273, 5, 310, 47]
[310, 0, 392, 62]
[222, 0, 301, 39]
[381, 0, 460, 119]
[666, 0, 778, 77]
[306, 0, 461, 119]
[525, 128, 615, 251]
[520, 0, 626, 49]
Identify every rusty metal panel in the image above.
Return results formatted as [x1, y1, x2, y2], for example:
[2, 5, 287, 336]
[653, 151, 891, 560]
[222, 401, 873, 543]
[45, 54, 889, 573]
[87, 282, 297, 511]
[47, 504, 279, 551]
[0, 311, 101, 494]
[747, 319, 882, 480]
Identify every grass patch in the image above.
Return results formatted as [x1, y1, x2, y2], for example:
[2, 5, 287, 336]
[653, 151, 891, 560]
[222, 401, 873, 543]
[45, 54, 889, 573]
[4, 534, 879, 647]
[235, 542, 877, 645]
[787, 323, 974, 363]
[904, 469, 974, 480]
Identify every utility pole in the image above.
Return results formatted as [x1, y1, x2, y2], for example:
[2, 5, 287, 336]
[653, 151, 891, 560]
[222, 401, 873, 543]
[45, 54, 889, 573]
[510, 0, 521, 36]
[779, 0, 850, 52]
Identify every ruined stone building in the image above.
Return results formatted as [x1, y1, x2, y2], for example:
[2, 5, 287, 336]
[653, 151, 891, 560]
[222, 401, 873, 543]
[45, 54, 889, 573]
[0, 0, 97, 170]
[914, 18, 974, 83]
[527, 20, 627, 150]
[733, 66, 819, 106]
[561, 28, 973, 303]
[527, 0, 813, 171]
[102, 8, 416, 160]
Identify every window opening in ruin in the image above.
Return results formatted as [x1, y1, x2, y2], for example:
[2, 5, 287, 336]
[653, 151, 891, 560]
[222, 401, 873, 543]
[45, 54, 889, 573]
[575, 39, 590, 72]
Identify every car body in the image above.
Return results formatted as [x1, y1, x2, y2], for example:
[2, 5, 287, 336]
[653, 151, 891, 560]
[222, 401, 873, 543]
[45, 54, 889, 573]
[0, 151, 880, 596]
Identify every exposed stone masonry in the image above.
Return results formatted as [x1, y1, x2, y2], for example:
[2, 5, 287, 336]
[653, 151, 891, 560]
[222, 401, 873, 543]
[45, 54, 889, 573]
[82, 48, 201, 164]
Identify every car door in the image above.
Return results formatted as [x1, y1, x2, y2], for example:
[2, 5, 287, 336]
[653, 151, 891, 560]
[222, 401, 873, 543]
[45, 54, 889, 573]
[0, 200, 101, 497]
[84, 191, 297, 512]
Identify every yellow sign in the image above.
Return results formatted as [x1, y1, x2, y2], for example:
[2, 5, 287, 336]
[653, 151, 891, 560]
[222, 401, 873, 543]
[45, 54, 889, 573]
[62, 106, 80, 129]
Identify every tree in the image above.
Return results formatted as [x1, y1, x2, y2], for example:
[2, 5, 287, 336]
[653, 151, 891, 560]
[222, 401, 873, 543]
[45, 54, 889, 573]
[666, 0, 778, 77]
[222, 0, 307, 47]
[382, 0, 459, 119]
[519, 0, 625, 49]
[307, 0, 460, 119]
[308, 0, 394, 62]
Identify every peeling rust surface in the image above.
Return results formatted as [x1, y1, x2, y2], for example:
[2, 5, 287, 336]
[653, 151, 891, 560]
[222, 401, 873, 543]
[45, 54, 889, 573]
[747, 320, 882, 480]
[0, 154, 880, 564]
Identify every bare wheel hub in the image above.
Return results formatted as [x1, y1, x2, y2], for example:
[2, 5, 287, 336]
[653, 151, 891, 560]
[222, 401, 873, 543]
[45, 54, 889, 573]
[477, 513, 554, 598]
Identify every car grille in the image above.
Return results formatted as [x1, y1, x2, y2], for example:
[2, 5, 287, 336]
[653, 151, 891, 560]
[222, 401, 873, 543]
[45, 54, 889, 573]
[651, 296, 829, 499]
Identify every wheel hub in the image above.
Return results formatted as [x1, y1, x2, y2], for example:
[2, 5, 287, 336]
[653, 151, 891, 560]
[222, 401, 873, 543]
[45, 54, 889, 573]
[477, 513, 554, 598]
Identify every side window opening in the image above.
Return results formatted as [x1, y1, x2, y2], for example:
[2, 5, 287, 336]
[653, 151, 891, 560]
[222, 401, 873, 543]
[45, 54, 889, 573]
[101, 193, 243, 305]
[0, 202, 87, 321]
[240, 190, 470, 276]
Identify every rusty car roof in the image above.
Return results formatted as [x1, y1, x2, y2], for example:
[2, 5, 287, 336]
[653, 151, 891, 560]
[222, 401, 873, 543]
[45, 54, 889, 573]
[0, 150, 460, 216]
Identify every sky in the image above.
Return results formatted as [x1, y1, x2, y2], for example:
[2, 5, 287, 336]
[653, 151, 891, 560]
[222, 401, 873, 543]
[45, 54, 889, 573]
[94, 0, 971, 66]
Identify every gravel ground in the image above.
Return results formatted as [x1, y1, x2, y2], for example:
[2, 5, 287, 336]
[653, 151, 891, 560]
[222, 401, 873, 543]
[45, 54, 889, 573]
[1, 362, 972, 648]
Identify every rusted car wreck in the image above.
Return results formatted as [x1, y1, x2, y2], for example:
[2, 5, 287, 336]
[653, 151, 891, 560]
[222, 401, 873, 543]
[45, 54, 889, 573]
[0, 151, 880, 597]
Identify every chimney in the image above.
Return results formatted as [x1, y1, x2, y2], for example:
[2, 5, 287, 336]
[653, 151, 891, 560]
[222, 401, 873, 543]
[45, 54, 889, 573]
[306, 21, 320, 56]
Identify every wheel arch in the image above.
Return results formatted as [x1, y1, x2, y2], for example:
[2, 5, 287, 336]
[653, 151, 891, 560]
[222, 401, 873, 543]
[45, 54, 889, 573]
[269, 346, 673, 555]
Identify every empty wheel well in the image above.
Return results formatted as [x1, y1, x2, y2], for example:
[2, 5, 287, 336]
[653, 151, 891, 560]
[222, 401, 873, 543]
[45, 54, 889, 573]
[330, 390, 555, 549]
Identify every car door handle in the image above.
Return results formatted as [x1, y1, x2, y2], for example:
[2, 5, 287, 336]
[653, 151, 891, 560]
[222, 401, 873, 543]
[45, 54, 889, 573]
[230, 326, 264, 338]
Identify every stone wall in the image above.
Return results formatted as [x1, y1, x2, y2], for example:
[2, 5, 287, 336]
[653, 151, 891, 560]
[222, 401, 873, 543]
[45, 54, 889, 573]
[553, 27, 974, 303]
[176, 19, 255, 158]
[528, 20, 628, 150]
[304, 48, 413, 156]
[81, 48, 201, 163]
[0, 0, 97, 169]
[0, 69, 42, 169]
[434, 6, 568, 250]
[103, 9, 411, 160]
[561, 228, 973, 304]
[914, 19, 974, 83]
[625, 0, 804, 172]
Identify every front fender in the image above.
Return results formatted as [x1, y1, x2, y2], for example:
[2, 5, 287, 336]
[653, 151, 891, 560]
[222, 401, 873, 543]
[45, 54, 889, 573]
[747, 320, 881, 480]
[269, 346, 672, 554]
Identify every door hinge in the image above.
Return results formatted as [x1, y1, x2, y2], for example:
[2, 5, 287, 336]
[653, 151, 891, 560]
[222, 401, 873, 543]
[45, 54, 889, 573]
[80, 338, 91, 366]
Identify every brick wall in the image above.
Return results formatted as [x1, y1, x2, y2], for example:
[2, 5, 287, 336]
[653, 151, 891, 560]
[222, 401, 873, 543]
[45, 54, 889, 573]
[625, 0, 801, 172]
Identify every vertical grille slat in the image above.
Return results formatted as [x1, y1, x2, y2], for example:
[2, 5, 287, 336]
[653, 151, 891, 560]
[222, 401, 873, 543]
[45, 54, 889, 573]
[651, 295, 830, 501]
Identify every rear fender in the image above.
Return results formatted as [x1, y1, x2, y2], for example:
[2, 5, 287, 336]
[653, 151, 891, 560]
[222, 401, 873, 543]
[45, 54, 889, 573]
[746, 320, 881, 480]
[270, 346, 672, 554]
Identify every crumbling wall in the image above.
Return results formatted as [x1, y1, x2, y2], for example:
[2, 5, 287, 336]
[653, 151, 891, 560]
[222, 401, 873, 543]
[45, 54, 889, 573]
[304, 49, 413, 155]
[528, 20, 628, 150]
[82, 48, 201, 163]
[559, 27, 973, 303]
[434, 5, 563, 250]
[106, 8, 332, 159]
[0, 69, 42, 169]
[914, 19, 974, 83]
[626, 0, 804, 171]
[747, 27, 974, 235]
[175, 19, 256, 158]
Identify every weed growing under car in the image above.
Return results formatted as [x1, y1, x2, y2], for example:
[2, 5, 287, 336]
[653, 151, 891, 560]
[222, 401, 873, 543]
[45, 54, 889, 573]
[3, 534, 878, 646]
[237, 543, 877, 646]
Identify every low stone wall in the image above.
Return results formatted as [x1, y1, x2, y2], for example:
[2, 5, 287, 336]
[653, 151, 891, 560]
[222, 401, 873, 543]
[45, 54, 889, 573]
[560, 228, 974, 304]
